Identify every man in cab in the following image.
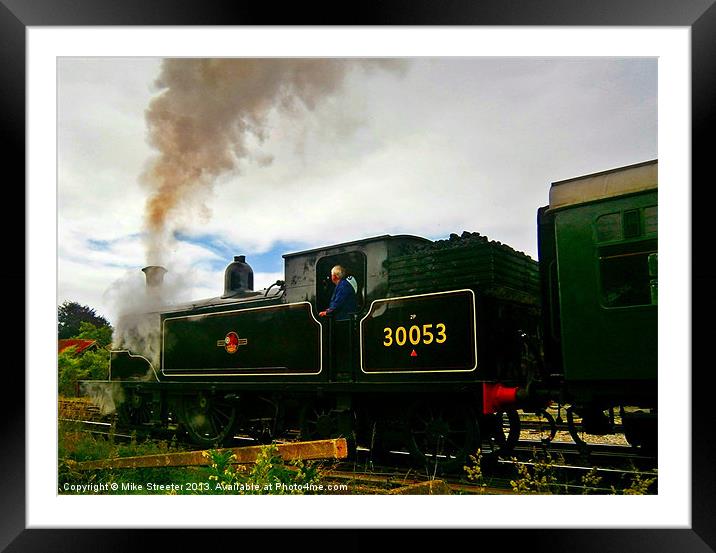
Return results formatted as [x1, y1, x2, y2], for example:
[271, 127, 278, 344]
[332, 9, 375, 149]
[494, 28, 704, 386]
[319, 265, 358, 321]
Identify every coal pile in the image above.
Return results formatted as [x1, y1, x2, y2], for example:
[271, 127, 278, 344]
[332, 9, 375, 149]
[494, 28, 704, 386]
[386, 231, 540, 304]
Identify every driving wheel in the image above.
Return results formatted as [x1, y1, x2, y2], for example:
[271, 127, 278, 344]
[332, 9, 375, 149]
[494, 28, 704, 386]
[181, 393, 237, 447]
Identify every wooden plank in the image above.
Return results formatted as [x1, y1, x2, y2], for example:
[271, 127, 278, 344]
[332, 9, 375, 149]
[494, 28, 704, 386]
[75, 438, 348, 471]
[388, 480, 452, 495]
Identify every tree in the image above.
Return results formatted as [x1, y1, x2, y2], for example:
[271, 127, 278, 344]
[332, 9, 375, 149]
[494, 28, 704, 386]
[77, 322, 113, 348]
[58, 301, 112, 340]
[58, 347, 110, 396]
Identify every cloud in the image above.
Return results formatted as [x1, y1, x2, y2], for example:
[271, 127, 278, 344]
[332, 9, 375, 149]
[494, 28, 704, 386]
[185, 58, 656, 259]
[138, 58, 406, 265]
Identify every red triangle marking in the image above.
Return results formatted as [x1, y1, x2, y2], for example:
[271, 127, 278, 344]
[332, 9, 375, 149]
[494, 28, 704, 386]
[410, 349, 417, 357]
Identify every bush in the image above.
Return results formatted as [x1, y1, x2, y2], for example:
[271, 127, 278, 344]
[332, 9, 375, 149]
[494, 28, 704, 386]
[58, 347, 110, 396]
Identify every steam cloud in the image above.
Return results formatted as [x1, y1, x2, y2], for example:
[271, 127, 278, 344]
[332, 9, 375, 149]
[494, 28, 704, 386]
[107, 268, 195, 366]
[141, 58, 404, 265]
[110, 58, 404, 364]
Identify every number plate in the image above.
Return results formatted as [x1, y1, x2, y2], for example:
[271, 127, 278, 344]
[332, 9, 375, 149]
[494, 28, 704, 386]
[359, 289, 477, 373]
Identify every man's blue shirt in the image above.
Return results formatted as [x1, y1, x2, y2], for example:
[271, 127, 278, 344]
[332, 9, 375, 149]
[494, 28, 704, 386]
[328, 279, 357, 321]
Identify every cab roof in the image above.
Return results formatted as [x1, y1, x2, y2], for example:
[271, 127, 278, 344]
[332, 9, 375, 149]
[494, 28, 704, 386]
[282, 234, 430, 259]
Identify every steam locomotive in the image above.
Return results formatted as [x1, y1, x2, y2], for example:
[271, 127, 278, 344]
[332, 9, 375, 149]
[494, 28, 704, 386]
[86, 159, 658, 471]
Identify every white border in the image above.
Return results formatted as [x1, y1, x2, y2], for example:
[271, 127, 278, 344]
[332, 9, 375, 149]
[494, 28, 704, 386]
[161, 301, 323, 376]
[29, 27, 690, 529]
[359, 289, 478, 373]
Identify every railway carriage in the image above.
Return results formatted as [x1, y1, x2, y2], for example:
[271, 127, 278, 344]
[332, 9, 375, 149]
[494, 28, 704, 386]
[537, 159, 658, 449]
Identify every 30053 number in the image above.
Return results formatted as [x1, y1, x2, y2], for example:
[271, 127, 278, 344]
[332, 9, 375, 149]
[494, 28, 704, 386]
[383, 323, 446, 347]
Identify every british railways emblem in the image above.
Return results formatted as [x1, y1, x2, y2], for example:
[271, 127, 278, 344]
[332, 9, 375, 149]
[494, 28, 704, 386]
[217, 331, 248, 354]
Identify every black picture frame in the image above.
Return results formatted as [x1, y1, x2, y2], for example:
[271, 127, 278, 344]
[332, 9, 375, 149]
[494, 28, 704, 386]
[7, 1, 710, 551]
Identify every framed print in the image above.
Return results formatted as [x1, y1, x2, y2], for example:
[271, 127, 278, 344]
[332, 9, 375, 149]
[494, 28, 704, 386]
[8, 0, 711, 551]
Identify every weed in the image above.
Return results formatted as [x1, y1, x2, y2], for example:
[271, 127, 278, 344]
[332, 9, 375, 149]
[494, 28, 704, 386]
[618, 468, 658, 495]
[463, 444, 656, 496]
[580, 467, 603, 494]
[463, 449, 487, 492]
[509, 449, 562, 494]
[203, 444, 324, 494]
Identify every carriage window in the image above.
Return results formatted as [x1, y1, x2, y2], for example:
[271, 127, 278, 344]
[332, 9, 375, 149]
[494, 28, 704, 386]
[644, 206, 657, 235]
[599, 239, 657, 308]
[596, 206, 657, 243]
[623, 210, 641, 239]
[595, 212, 621, 242]
[316, 252, 367, 314]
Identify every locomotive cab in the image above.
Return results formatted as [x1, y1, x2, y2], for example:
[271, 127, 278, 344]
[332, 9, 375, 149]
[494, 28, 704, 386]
[315, 251, 367, 316]
[283, 235, 431, 383]
[282, 234, 430, 311]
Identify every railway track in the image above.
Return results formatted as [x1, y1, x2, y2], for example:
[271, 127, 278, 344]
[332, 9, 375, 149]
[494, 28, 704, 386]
[321, 452, 657, 495]
[59, 418, 134, 441]
[514, 438, 656, 467]
[60, 397, 656, 494]
[60, 420, 656, 495]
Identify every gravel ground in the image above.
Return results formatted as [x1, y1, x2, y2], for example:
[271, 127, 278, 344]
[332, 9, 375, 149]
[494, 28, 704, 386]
[519, 408, 631, 446]
[521, 428, 629, 446]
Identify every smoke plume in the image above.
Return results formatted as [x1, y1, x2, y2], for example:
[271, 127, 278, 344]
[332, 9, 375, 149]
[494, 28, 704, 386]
[141, 58, 404, 265]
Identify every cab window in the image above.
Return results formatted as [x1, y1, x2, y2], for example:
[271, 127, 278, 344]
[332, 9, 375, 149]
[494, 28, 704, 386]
[316, 252, 367, 313]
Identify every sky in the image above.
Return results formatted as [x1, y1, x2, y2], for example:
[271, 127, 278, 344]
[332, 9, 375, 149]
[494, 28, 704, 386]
[57, 57, 657, 328]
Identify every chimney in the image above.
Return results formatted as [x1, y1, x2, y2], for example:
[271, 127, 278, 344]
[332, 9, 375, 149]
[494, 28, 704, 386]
[142, 265, 167, 288]
[222, 255, 254, 298]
